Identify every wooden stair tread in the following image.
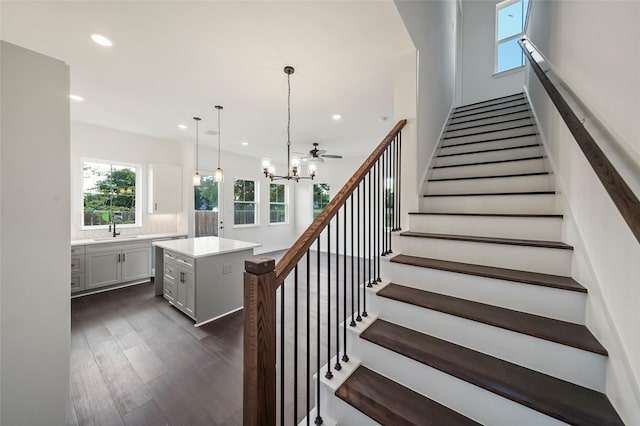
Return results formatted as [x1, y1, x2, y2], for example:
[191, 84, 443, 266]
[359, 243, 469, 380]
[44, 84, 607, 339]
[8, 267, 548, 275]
[448, 107, 530, 126]
[436, 143, 540, 158]
[399, 231, 573, 250]
[443, 132, 537, 148]
[451, 102, 529, 119]
[423, 191, 555, 197]
[335, 366, 480, 426]
[409, 212, 563, 218]
[454, 92, 524, 110]
[443, 123, 536, 140]
[432, 155, 543, 169]
[429, 171, 549, 182]
[361, 320, 623, 426]
[445, 116, 532, 133]
[390, 254, 585, 292]
[378, 283, 605, 355]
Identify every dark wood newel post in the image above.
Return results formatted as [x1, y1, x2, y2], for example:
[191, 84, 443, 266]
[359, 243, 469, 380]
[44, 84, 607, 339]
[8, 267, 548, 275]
[243, 258, 277, 426]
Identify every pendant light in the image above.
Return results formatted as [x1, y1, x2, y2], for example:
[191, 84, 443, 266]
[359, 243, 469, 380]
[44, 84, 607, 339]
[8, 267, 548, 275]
[214, 105, 224, 183]
[193, 116, 201, 186]
[262, 66, 316, 182]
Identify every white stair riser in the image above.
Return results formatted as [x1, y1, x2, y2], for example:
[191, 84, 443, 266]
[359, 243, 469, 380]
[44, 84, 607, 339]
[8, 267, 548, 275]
[439, 135, 539, 155]
[447, 111, 531, 131]
[407, 214, 562, 241]
[394, 235, 572, 276]
[454, 96, 525, 113]
[442, 126, 537, 147]
[450, 106, 531, 124]
[445, 118, 534, 139]
[420, 193, 559, 214]
[381, 260, 585, 324]
[452, 99, 528, 118]
[320, 384, 380, 425]
[434, 145, 542, 167]
[431, 158, 545, 179]
[368, 290, 605, 391]
[349, 336, 566, 426]
[425, 174, 554, 195]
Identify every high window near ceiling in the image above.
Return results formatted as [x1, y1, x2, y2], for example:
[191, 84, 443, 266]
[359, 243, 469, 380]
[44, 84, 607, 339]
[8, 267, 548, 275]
[495, 0, 530, 74]
[234, 179, 257, 226]
[312, 183, 330, 220]
[82, 160, 139, 228]
[270, 183, 287, 224]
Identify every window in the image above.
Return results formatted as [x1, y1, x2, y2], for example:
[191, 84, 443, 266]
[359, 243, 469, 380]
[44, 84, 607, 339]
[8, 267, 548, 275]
[234, 179, 257, 225]
[270, 184, 287, 224]
[195, 175, 219, 237]
[312, 183, 330, 219]
[495, 0, 530, 73]
[83, 160, 139, 228]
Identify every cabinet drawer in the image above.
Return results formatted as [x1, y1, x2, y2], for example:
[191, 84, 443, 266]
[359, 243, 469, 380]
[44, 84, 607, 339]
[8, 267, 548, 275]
[165, 251, 194, 270]
[71, 245, 85, 255]
[71, 274, 85, 293]
[71, 256, 84, 274]
[163, 262, 177, 279]
[164, 281, 176, 301]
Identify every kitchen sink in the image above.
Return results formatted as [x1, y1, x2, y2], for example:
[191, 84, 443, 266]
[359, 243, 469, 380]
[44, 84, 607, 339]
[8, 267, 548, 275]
[92, 235, 139, 242]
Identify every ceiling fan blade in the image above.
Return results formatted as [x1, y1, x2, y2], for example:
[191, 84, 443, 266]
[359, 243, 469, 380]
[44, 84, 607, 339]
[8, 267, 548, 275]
[313, 149, 327, 155]
[307, 156, 324, 163]
[320, 154, 343, 159]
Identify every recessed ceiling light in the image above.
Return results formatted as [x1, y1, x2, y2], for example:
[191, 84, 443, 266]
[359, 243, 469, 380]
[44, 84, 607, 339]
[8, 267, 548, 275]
[69, 94, 84, 102]
[91, 34, 112, 47]
[332, 114, 342, 120]
[178, 124, 187, 129]
[241, 141, 249, 146]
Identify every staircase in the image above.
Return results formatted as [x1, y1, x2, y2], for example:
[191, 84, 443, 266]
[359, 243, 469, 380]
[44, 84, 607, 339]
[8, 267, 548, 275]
[318, 93, 625, 425]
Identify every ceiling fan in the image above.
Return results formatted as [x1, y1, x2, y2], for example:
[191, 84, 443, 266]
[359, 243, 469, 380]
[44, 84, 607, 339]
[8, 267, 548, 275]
[298, 143, 343, 163]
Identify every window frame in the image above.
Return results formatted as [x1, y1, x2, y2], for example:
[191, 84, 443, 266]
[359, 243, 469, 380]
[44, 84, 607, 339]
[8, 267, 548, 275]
[269, 183, 288, 225]
[312, 183, 331, 220]
[494, 0, 530, 75]
[233, 178, 259, 227]
[81, 158, 142, 230]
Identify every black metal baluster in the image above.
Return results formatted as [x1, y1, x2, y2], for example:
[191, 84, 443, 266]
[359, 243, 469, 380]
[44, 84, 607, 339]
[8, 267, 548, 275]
[325, 224, 333, 380]
[362, 177, 368, 318]
[397, 133, 402, 231]
[368, 170, 373, 287]
[306, 250, 310, 426]
[294, 265, 299, 426]
[343, 205, 350, 360]
[391, 136, 397, 232]
[387, 144, 393, 255]
[376, 160, 381, 282]
[335, 212, 342, 371]
[356, 185, 362, 322]
[350, 195, 356, 327]
[315, 238, 323, 425]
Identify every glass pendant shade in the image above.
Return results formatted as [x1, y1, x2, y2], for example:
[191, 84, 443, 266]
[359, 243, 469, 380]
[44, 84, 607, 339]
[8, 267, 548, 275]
[193, 172, 201, 186]
[214, 168, 224, 183]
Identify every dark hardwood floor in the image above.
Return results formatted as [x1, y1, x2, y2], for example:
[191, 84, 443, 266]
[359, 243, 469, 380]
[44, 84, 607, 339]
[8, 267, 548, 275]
[69, 250, 365, 426]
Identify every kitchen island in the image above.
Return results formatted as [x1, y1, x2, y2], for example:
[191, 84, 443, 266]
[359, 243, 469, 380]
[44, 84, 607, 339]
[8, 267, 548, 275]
[153, 236, 260, 326]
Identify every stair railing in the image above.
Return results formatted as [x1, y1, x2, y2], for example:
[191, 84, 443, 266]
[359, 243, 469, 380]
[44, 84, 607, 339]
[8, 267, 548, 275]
[519, 37, 640, 243]
[243, 119, 406, 425]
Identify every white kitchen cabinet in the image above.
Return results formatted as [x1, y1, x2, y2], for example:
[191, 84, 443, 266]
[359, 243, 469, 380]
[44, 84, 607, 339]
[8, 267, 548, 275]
[163, 250, 195, 319]
[86, 241, 151, 290]
[71, 246, 85, 294]
[148, 163, 181, 214]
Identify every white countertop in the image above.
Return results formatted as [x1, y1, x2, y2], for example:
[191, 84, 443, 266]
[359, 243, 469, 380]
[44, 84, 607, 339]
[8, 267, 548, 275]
[153, 236, 260, 258]
[71, 232, 187, 246]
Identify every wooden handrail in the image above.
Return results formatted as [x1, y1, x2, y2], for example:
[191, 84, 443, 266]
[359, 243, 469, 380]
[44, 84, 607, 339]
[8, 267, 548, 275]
[520, 38, 640, 244]
[274, 119, 407, 283]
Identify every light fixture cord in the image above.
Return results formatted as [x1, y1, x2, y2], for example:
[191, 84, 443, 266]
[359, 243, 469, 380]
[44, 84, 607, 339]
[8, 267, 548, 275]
[217, 108, 221, 169]
[195, 119, 199, 172]
[287, 70, 291, 174]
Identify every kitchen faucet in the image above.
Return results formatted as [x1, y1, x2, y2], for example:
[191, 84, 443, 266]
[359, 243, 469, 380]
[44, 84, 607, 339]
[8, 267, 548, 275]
[108, 217, 120, 237]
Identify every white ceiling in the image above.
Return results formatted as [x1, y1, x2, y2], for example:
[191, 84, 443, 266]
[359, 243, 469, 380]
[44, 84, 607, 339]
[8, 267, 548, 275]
[1, 1, 413, 160]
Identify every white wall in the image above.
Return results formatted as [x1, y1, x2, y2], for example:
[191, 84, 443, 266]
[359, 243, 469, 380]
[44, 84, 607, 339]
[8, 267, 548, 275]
[70, 122, 182, 240]
[1, 41, 70, 425]
[394, 0, 457, 189]
[194, 145, 298, 255]
[526, 1, 640, 423]
[459, 0, 525, 105]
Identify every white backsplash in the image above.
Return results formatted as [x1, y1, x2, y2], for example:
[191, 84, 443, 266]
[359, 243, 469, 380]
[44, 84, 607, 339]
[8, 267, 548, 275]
[71, 213, 178, 240]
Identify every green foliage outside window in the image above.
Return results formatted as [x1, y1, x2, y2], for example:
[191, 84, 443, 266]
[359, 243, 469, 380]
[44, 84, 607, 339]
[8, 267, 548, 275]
[312, 183, 330, 219]
[270, 184, 286, 223]
[234, 179, 256, 225]
[195, 176, 218, 210]
[83, 161, 137, 227]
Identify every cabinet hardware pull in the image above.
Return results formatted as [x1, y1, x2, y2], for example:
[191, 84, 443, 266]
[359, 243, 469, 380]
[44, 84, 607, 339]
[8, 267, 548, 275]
[118, 254, 121, 262]
[123, 253, 126, 262]
[155, 202, 158, 211]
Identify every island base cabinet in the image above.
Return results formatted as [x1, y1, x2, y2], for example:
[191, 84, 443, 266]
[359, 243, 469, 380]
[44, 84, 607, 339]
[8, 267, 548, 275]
[164, 250, 195, 320]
